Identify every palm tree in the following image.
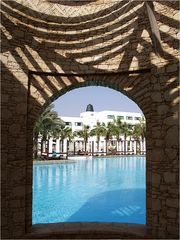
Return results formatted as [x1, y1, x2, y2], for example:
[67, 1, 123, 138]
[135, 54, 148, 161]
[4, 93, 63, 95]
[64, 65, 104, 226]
[90, 122, 106, 153]
[132, 117, 146, 153]
[121, 122, 133, 154]
[113, 118, 123, 151]
[52, 125, 74, 156]
[41, 112, 63, 156]
[103, 122, 118, 154]
[74, 125, 91, 152]
[52, 124, 71, 153]
[64, 127, 74, 154]
[33, 104, 63, 158]
[65, 127, 74, 143]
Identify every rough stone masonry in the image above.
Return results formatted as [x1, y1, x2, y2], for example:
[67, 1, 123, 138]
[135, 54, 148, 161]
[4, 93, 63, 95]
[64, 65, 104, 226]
[1, 0, 179, 239]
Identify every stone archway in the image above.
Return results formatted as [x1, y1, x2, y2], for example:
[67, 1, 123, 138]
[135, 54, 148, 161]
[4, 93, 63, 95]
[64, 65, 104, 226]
[26, 70, 152, 232]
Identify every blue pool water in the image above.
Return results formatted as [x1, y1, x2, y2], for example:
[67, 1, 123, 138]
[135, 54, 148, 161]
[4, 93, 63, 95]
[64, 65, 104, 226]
[33, 156, 146, 224]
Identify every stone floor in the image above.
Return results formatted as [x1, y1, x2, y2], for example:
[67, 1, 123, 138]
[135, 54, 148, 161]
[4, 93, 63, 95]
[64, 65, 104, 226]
[24, 222, 147, 239]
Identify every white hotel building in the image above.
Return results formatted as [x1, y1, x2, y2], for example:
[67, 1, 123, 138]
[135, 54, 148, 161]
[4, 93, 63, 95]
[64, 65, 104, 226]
[48, 104, 146, 156]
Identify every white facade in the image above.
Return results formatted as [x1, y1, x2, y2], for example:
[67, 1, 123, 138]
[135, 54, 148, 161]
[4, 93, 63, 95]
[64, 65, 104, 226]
[62, 110, 143, 133]
[44, 107, 146, 157]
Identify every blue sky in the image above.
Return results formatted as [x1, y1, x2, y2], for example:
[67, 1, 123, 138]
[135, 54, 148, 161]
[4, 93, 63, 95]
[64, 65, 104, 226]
[53, 86, 143, 117]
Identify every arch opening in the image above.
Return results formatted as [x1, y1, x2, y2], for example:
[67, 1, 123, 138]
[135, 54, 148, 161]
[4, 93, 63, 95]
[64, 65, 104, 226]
[31, 84, 147, 226]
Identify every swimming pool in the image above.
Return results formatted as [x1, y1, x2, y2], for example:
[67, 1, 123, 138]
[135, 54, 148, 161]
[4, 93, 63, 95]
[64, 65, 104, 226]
[33, 156, 146, 224]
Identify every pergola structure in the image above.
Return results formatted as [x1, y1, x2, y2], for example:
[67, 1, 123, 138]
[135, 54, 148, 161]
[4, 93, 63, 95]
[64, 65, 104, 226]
[1, 0, 179, 239]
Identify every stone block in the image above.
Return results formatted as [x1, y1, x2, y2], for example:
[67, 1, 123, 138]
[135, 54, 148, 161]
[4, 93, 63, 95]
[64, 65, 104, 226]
[177, 32, 180, 40]
[141, 29, 150, 38]
[16, 103, 27, 115]
[165, 148, 178, 160]
[166, 199, 179, 208]
[157, 105, 169, 115]
[9, 124, 21, 135]
[165, 126, 179, 148]
[166, 64, 178, 73]
[167, 209, 177, 218]
[163, 172, 176, 184]
[13, 210, 25, 223]
[167, 225, 179, 236]
[173, 11, 180, 20]
[12, 186, 25, 197]
[152, 173, 161, 187]
[172, 96, 180, 106]
[152, 199, 161, 211]
[159, 25, 170, 32]
[164, 114, 179, 125]
[164, 88, 179, 102]
[2, 109, 12, 119]
[151, 92, 162, 102]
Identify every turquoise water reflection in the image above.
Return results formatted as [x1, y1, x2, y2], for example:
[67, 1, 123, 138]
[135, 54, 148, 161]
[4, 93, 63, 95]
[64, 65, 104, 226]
[33, 156, 146, 224]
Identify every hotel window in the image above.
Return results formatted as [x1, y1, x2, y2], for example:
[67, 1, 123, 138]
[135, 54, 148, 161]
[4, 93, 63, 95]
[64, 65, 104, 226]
[75, 122, 83, 126]
[65, 122, 72, 126]
[126, 116, 133, 120]
[135, 117, 141, 120]
[117, 116, 124, 120]
[107, 115, 115, 119]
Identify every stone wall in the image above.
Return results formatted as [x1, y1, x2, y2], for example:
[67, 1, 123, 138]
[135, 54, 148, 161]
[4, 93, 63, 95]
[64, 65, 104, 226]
[1, 0, 179, 239]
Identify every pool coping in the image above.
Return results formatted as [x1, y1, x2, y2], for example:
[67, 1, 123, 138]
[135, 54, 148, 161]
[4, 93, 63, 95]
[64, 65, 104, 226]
[24, 222, 147, 239]
[33, 155, 146, 164]
[33, 159, 77, 164]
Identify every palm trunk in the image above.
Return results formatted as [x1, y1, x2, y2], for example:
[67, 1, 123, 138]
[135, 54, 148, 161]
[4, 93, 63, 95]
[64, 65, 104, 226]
[118, 139, 120, 153]
[106, 140, 108, 155]
[92, 141, 94, 156]
[59, 139, 61, 153]
[84, 140, 87, 152]
[97, 136, 100, 153]
[107, 139, 109, 154]
[136, 139, 139, 154]
[61, 139, 64, 153]
[124, 134, 127, 154]
[33, 133, 38, 159]
[141, 136, 145, 153]
[66, 140, 69, 159]
[97, 142, 99, 153]
[73, 141, 76, 155]
[40, 137, 44, 155]
[47, 137, 50, 157]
